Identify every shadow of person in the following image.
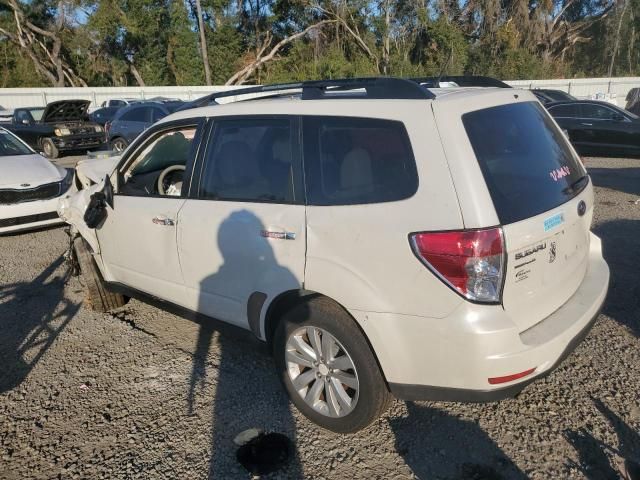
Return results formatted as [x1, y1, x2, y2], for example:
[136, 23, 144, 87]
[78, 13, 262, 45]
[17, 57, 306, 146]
[592, 219, 640, 338]
[0, 255, 81, 393]
[389, 402, 527, 480]
[186, 210, 303, 478]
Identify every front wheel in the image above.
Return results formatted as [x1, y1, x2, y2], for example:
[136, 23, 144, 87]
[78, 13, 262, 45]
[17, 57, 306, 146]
[110, 137, 128, 153]
[74, 237, 128, 312]
[273, 297, 391, 433]
[40, 138, 59, 159]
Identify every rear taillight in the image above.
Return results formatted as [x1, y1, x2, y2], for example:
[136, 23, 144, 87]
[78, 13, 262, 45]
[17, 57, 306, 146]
[410, 228, 505, 303]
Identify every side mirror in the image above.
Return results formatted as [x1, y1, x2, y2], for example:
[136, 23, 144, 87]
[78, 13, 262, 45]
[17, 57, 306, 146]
[82, 175, 114, 229]
[103, 174, 114, 209]
[21, 119, 30, 125]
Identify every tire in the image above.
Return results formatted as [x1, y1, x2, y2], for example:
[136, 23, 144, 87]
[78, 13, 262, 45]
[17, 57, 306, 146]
[110, 137, 128, 153]
[41, 138, 59, 159]
[73, 237, 127, 312]
[273, 296, 391, 433]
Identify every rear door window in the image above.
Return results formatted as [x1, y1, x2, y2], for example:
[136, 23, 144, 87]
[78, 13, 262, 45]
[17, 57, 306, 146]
[121, 107, 148, 123]
[198, 118, 299, 203]
[581, 104, 619, 120]
[548, 104, 580, 118]
[303, 117, 418, 205]
[463, 102, 587, 225]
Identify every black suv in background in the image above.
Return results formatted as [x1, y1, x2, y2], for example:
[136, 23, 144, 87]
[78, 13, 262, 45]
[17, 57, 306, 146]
[0, 100, 105, 158]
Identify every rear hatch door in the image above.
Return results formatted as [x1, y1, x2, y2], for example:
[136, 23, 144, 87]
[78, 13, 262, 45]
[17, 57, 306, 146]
[436, 93, 592, 332]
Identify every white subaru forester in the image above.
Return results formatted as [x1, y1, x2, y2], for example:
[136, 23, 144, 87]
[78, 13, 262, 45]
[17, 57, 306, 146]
[58, 77, 609, 433]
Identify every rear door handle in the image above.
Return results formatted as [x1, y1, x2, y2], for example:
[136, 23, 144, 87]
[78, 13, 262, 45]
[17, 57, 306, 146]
[581, 122, 593, 126]
[260, 230, 296, 240]
[152, 216, 175, 226]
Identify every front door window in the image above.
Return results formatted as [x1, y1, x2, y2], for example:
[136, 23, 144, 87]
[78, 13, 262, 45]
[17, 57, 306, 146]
[119, 126, 197, 197]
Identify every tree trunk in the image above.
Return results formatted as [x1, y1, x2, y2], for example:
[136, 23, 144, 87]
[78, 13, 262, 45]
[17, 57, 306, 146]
[382, 0, 391, 75]
[128, 61, 146, 86]
[608, 0, 628, 77]
[195, 0, 212, 86]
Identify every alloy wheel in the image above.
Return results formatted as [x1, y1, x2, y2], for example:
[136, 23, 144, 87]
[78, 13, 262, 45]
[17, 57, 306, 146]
[285, 326, 359, 418]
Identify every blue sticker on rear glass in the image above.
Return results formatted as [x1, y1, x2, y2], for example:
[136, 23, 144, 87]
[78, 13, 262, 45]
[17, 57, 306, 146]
[544, 212, 564, 232]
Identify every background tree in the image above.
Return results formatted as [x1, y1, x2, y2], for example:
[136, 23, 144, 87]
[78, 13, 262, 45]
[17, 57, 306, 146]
[0, 0, 625, 87]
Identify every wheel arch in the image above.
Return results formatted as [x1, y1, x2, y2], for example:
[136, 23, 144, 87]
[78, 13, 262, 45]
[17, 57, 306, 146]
[261, 289, 390, 385]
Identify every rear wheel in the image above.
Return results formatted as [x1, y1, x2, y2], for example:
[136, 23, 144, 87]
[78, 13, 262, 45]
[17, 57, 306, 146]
[40, 138, 59, 159]
[74, 237, 127, 312]
[110, 137, 128, 153]
[273, 297, 391, 433]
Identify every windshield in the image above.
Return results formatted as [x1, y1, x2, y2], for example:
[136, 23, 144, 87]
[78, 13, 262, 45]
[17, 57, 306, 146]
[0, 128, 32, 156]
[463, 101, 587, 225]
[27, 108, 45, 121]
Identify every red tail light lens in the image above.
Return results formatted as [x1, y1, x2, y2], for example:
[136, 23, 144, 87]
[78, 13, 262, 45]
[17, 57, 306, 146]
[410, 228, 505, 303]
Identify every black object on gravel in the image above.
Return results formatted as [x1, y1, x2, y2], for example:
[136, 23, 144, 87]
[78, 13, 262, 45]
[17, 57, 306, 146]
[236, 432, 292, 475]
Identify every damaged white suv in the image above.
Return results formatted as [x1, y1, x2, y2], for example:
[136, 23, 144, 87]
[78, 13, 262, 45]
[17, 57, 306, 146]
[59, 77, 609, 433]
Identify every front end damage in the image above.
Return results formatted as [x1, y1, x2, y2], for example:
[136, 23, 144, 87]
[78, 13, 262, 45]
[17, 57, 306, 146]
[57, 156, 120, 255]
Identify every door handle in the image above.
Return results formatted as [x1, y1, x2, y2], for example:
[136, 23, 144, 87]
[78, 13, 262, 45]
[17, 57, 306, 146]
[581, 122, 593, 126]
[260, 230, 296, 240]
[152, 216, 175, 226]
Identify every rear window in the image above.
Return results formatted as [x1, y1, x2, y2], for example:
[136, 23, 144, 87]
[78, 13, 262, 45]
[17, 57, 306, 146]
[463, 102, 586, 225]
[303, 117, 418, 205]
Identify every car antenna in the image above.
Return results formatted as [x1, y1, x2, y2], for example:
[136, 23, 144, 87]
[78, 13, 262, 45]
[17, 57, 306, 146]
[435, 45, 454, 88]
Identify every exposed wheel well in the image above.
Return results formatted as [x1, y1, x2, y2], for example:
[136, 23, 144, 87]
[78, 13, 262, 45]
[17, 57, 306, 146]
[264, 289, 317, 346]
[263, 289, 390, 385]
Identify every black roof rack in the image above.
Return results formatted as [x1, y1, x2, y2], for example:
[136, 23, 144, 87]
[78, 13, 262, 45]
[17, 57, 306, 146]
[412, 75, 511, 89]
[177, 77, 435, 111]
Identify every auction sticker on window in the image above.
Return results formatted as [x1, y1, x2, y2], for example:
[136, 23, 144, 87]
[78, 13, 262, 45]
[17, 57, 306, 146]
[544, 212, 565, 232]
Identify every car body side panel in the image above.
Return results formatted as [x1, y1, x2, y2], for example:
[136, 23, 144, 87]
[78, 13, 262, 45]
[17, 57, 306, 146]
[304, 103, 464, 319]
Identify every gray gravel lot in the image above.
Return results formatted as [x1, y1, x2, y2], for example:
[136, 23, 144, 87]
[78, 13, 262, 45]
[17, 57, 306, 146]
[1, 156, 639, 479]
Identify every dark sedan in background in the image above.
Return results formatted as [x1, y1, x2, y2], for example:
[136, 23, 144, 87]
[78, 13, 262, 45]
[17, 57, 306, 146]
[547, 100, 640, 157]
[106, 100, 183, 152]
[533, 89, 577, 104]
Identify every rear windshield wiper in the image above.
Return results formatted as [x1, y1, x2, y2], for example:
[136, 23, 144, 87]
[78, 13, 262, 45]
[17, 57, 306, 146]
[562, 175, 589, 195]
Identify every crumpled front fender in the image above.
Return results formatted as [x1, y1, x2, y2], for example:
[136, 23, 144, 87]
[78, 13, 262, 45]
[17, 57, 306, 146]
[57, 179, 103, 254]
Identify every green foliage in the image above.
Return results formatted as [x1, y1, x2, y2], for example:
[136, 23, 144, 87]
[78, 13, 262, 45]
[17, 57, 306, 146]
[168, 0, 204, 85]
[0, 0, 629, 86]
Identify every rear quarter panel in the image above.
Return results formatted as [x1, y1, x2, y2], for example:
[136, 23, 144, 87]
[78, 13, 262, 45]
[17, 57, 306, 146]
[304, 101, 464, 318]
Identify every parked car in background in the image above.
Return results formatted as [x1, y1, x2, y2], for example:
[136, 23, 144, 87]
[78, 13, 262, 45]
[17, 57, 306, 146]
[547, 100, 640, 157]
[625, 87, 640, 116]
[90, 106, 121, 127]
[100, 98, 141, 108]
[532, 89, 577, 104]
[0, 127, 73, 234]
[60, 78, 608, 433]
[107, 101, 184, 153]
[0, 100, 105, 158]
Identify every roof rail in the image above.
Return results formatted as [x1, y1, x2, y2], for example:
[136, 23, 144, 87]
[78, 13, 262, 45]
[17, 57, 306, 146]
[412, 75, 511, 88]
[177, 77, 435, 111]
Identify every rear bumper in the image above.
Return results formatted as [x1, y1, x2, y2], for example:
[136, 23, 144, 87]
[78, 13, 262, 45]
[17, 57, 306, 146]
[353, 233, 609, 401]
[388, 304, 600, 401]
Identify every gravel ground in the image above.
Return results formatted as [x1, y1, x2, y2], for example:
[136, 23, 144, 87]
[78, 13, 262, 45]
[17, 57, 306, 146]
[1, 156, 639, 480]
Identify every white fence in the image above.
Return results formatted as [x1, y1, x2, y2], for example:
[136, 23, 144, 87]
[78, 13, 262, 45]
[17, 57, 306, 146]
[0, 77, 637, 110]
